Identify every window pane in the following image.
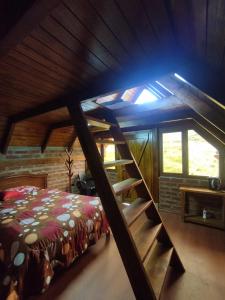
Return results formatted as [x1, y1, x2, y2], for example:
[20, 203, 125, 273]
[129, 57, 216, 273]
[104, 144, 115, 169]
[162, 132, 182, 173]
[188, 130, 219, 177]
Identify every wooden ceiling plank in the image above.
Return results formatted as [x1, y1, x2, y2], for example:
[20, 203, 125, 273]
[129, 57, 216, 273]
[32, 26, 99, 78]
[16, 43, 86, 87]
[64, 0, 129, 63]
[51, 3, 120, 70]
[0, 58, 65, 94]
[41, 15, 109, 73]
[9, 49, 76, 90]
[22, 35, 89, 85]
[89, 0, 144, 60]
[0, 0, 62, 59]
[0, 119, 15, 154]
[115, 0, 158, 55]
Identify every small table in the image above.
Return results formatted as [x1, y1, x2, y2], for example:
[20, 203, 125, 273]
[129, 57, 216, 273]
[180, 186, 225, 230]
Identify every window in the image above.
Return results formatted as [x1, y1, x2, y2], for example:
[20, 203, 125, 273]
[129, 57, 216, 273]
[135, 89, 158, 104]
[162, 132, 182, 174]
[188, 130, 219, 177]
[104, 144, 115, 169]
[161, 128, 220, 177]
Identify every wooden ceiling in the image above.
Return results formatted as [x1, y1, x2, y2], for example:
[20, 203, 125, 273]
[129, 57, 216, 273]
[1, 0, 225, 149]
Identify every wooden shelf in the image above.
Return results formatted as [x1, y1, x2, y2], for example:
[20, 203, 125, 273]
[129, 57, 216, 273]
[144, 240, 173, 299]
[113, 178, 142, 195]
[131, 219, 162, 262]
[123, 198, 153, 226]
[185, 215, 224, 229]
[103, 159, 133, 168]
[180, 186, 225, 230]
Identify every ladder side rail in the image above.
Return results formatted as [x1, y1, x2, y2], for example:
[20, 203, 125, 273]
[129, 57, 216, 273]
[67, 102, 156, 300]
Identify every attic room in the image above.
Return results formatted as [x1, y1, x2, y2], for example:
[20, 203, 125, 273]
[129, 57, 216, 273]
[0, 1, 225, 299]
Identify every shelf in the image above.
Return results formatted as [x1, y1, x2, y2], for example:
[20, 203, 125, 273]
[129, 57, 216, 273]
[144, 240, 173, 299]
[184, 215, 224, 229]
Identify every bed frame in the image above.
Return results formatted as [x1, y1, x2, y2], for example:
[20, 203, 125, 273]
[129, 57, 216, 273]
[0, 173, 48, 190]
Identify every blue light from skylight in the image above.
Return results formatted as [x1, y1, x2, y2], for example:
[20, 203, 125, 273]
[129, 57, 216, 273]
[174, 73, 188, 83]
[135, 89, 158, 105]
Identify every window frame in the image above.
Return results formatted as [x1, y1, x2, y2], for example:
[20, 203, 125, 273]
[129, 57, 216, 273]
[159, 125, 223, 179]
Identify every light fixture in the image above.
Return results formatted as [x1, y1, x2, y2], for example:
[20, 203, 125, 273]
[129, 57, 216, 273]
[135, 89, 158, 105]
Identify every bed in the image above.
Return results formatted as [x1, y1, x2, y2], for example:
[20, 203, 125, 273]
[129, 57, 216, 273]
[0, 174, 109, 299]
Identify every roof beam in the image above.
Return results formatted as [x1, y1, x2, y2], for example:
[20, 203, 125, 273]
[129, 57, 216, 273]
[159, 75, 225, 134]
[67, 130, 77, 152]
[9, 56, 184, 123]
[41, 127, 53, 153]
[0, 119, 15, 154]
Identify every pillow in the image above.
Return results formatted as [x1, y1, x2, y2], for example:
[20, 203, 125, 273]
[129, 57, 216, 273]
[6, 186, 39, 194]
[0, 191, 24, 201]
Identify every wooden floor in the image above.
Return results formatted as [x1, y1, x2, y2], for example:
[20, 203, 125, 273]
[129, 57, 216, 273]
[32, 212, 225, 300]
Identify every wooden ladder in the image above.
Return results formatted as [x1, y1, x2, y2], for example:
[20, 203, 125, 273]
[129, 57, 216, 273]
[67, 102, 185, 300]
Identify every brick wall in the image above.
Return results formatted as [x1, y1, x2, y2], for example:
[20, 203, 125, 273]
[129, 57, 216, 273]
[0, 139, 85, 192]
[159, 176, 208, 213]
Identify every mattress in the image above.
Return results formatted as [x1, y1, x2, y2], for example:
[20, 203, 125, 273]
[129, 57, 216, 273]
[0, 188, 109, 299]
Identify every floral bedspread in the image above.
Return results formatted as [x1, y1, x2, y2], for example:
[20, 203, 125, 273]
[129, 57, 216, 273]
[0, 189, 109, 299]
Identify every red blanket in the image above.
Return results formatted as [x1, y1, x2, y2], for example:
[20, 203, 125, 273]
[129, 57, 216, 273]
[0, 188, 109, 299]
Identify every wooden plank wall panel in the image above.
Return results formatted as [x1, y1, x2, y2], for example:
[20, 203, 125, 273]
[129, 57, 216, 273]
[48, 126, 74, 147]
[10, 121, 47, 146]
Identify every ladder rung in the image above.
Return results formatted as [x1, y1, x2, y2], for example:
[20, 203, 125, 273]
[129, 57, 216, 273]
[144, 240, 173, 299]
[123, 198, 153, 227]
[95, 139, 125, 145]
[131, 219, 162, 262]
[113, 178, 142, 195]
[103, 159, 133, 168]
[86, 116, 116, 130]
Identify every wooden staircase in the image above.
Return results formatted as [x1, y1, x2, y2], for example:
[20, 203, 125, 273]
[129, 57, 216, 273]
[67, 102, 185, 300]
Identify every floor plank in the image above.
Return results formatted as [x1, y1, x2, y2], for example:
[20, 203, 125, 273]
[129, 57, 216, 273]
[31, 212, 225, 300]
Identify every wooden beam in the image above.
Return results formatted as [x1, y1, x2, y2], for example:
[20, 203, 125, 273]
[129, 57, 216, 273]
[0, 119, 15, 154]
[9, 56, 184, 122]
[41, 127, 53, 153]
[159, 75, 225, 134]
[0, 0, 61, 59]
[67, 130, 77, 152]
[190, 111, 225, 146]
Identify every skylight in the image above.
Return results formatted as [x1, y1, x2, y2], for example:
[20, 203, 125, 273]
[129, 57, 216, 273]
[135, 89, 158, 104]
